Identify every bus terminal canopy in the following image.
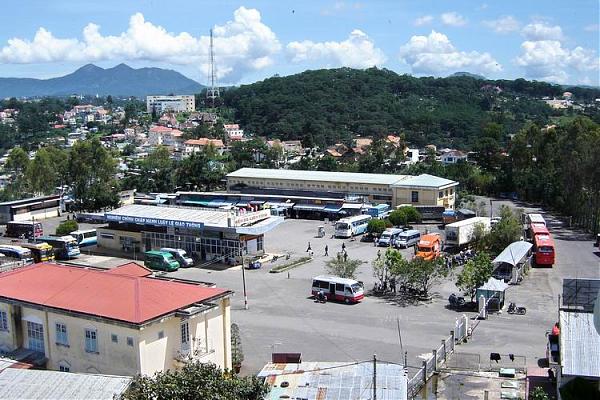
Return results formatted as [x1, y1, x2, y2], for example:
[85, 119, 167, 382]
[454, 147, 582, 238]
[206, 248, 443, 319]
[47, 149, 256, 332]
[492, 241, 533, 267]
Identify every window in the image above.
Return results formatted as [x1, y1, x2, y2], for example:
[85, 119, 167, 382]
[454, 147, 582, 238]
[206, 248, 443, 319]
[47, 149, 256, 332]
[181, 322, 190, 347]
[59, 362, 70, 372]
[55, 323, 68, 346]
[127, 337, 134, 347]
[439, 191, 443, 199]
[158, 331, 165, 339]
[411, 191, 419, 203]
[85, 329, 98, 353]
[27, 321, 44, 353]
[111, 334, 118, 343]
[0, 311, 8, 331]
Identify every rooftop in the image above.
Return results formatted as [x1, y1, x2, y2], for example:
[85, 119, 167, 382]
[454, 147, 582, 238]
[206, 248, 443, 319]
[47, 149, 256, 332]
[559, 310, 600, 378]
[392, 173, 458, 189]
[227, 167, 410, 186]
[0, 368, 131, 400]
[0, 263, 229, 325]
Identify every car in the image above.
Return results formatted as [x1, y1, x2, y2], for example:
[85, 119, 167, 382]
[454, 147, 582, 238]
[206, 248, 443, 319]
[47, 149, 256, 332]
[144, 250, 180, 272]
[160, 248, 194, 268]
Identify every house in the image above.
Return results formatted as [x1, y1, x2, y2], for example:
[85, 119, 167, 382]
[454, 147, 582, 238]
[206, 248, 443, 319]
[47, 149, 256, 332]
[223, 124, 244, 141]
[325, 143, 349, 158]
[0, 262, 233, 376]
[148, 126, 184, 148]
[282, 140, 303, 154]
[183, 138, 226, 156]
[441, 150, 467, 165]
[386, 135, 403, 148]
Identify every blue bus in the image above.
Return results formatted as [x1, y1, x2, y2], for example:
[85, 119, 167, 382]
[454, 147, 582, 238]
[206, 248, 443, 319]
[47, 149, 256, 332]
[37, 236, 80, 259]
[334, 215, 372, 238]
[70, 229, 97, 247]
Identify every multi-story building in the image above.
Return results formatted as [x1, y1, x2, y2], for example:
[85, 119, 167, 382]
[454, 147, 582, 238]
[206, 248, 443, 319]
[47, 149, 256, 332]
[226, 168, 458, 209]
[223, 124, 244, 141]
[146, 95, 195, 113]
[183, 138, 226, 157]
[0, 262, 232, 376]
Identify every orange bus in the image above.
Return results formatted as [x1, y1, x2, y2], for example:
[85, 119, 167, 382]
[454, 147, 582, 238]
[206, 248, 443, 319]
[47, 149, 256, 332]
[531, 223, 555, 266]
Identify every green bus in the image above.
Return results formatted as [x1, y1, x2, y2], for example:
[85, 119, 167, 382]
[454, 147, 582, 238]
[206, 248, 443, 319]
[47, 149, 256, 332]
[144, 250, 180, 272]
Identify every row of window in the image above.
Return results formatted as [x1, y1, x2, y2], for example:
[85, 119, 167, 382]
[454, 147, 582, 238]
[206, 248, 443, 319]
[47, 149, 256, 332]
[230, 179, 393, 193]
[438, 188, 455, 199]
[55, 322, 134, 353]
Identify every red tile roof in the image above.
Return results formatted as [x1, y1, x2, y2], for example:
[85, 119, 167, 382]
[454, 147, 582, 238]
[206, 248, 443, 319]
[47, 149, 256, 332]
[184, 138, 224, 147]
[0, 263, 228, 324]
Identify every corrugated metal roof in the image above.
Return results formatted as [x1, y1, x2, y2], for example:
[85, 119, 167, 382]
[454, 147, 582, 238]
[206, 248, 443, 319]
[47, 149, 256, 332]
[559, 310, 600, 378]
[492, 241, 533, 267]
[227, 167, 409, 185]
[392, 173, 458, 188]
[0, 369, 131, 399]
[258, 361, 407, 400]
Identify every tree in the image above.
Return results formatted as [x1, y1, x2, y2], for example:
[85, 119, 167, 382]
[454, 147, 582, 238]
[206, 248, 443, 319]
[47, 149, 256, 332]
[122, 360, 268, 400]
[56, 220, 78, 236]
[231, 323, 244, 372]
[408, 257, 449, 299]
[388, 207, 421, 227]
[481, 205, 522, 254]
[367, 219, 387, 236]
[373, 248, 407, 288]
[68, 139, 120, 211]
[144, 146, 174, 192]
[456, 252, 494, 302]
[530, 387, 550, 400]
[6, 147, 29, 177]
[326, 255, 362, 279]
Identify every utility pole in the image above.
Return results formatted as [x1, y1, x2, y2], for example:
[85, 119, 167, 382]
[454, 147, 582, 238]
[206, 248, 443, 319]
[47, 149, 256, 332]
[206, 29, 220, 108]
[241, 251, 248, 310]
[373, 354, 377, 400]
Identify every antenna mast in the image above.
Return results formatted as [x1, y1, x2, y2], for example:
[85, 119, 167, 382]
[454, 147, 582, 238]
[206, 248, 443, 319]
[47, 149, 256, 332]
[206, 29, 220, 108]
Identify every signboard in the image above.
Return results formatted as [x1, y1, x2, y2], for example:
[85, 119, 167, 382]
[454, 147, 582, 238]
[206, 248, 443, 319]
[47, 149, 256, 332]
[106, 214, 204, 230]
[234, 209, 271, 226]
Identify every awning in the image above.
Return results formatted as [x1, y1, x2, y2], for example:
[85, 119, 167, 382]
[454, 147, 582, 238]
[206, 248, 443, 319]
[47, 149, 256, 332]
[478, 277, 509, 292]
[208, 200, 232, 207]
[323, 204, 343, 213]
[249, 200, 264, 205]
[342, 203, 364, 210]
[492, 241, 533, 267]
[236, 202, 249, 207]
[182, 200, 211, 206]
[264, 202, 294, 208]
[293, 204, 325, 211]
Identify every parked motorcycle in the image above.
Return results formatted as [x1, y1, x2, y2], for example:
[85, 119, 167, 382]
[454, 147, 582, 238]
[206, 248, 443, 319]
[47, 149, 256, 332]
[448, 293, 466, 308]
[507, 302, 527, 315]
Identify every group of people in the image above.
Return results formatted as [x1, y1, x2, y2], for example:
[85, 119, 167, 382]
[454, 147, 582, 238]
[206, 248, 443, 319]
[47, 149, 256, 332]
[442, 248, 476, 268]
[306, 241, 348, 261]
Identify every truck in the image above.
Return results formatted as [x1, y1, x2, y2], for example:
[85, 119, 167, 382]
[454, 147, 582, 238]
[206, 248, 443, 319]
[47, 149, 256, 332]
[444, 217, 491, 249]
[415, 233, 442, 261]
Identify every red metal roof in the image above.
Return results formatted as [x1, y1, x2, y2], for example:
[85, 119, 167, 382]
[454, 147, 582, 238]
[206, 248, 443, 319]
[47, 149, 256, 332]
[107, 262, 152, 277]
[0, 263, 228, 324]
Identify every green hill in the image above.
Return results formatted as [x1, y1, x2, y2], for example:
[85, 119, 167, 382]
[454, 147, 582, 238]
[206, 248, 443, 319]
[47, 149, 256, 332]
[222, 67, 600, 149]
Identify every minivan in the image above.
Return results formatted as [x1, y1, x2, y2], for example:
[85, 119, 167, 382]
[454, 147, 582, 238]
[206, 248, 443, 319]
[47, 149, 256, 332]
[395, 230, 421, 248]
[378, 228, 404, 247]
[144, 250, 180, 272]
[160, 248, 194, 268]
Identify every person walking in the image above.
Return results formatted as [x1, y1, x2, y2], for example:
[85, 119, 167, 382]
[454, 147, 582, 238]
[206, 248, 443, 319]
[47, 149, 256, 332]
[306, 242, 312, 252]
[324, 245, 329, 256]
[343, 251, 348, 262]
[341, 242, 346, 252]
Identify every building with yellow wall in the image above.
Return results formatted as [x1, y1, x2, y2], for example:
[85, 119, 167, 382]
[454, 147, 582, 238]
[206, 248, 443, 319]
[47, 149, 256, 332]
[0, 262, 232, 376]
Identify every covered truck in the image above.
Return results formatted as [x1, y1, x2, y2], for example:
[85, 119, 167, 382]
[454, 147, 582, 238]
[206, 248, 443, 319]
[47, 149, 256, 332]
[444, 217, 491, 249]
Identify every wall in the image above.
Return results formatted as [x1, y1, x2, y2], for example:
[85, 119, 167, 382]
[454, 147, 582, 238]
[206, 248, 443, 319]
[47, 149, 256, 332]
[96, 228, 142, 252]
[0, 303, 18, 353]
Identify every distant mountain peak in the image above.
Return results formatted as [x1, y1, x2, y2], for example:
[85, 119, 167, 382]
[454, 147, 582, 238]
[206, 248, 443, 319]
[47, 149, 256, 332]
[76, 63, 103, 72]
[112, 63, 133, 71]
[450, 71, 486, 80]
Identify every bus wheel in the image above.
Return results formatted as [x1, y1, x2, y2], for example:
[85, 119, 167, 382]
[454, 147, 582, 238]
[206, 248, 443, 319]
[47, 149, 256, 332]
[344, 298, 350, 304]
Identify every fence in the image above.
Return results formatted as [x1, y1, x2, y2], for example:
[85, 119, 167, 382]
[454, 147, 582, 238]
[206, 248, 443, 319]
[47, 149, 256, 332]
[0, 260, 27, 273]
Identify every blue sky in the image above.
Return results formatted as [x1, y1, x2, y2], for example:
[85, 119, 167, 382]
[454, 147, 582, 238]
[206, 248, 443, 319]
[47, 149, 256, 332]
[0, 0, 598, 85]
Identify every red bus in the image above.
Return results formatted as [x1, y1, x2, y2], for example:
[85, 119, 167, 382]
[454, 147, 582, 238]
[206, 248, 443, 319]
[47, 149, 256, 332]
[531, 223, 555, 266]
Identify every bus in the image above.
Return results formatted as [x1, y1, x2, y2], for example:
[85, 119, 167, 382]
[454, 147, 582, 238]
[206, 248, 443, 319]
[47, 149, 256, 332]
[334, 215, 372, 238]
[20, 242, 55, 263]
[5, 221, 43, 239]
[527, 213, 546, 226]
[70, 229, 97, 247]
[311, 275, 364, 303]
[378, 228, 404, 247]
[37, 236, 80, 260]
[530, 224, 555, 266]
[0, 245, 34, 264]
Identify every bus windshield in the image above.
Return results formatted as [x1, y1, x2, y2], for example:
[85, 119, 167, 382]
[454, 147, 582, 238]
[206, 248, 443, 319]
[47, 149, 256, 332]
[351, 283, 363, 293]
[418, 245, 431, 252]
[336, 223, 350, 230]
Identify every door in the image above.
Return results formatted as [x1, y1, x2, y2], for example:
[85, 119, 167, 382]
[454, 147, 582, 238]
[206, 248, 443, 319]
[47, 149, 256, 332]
[329, 283, 336, 299]
[26, 321, 45, 354]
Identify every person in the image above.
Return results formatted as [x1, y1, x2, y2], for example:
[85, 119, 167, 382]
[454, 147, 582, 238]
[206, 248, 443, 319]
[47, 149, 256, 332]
[324, 245, 329, 256]
[343, 252, 348, 262]
[390, 277, 396, 294]
[306, 242, 312, 252]
[341, 242, 346, 252]
[377, 249, 381, 259]
[374, 237, 379, 247]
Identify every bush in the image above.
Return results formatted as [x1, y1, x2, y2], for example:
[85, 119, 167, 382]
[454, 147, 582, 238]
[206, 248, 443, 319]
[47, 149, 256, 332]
[388, 207, 421, 227]
[55, 220, 78, 236]
[367, 219, 386, 235]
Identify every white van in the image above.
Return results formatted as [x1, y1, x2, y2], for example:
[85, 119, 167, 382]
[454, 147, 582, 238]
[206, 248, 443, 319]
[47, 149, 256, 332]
[311, 276, 364, 303]
[395, 230, 421, 248]
[378, 228, 404, 247]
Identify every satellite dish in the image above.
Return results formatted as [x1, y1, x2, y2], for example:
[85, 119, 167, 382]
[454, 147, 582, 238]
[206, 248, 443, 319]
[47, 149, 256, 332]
[594, 289, 600, 335]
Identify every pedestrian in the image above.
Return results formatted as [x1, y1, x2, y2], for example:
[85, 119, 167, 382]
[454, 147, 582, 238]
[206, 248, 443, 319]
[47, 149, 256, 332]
[306, 242, 312, 252]
[377, 249, 381, 259]
[374, 237, 379, 247]
[390, 277, 396, 294]
[324, 245, 329, 256]
[343, 252, 348, 262]
[341, 242, 346, 252]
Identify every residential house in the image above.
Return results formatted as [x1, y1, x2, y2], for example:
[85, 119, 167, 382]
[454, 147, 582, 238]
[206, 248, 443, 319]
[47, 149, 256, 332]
[148, 126, 184, 149]
[282, 140, 303, 154]
[223, 124, 244, 141]
[441, 150, 467, 165]
[325, 143, 349, 158]
[183, 138, 226, 157]
[0, 262, 233, 376]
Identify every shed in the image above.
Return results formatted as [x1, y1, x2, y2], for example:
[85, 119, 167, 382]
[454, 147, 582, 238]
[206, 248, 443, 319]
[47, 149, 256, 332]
[492, 241, 532, 283]
[476, 277, 509, 310]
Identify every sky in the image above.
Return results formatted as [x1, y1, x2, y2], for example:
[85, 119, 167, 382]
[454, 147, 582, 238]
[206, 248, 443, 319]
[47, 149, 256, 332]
[0, 0, 598, 86]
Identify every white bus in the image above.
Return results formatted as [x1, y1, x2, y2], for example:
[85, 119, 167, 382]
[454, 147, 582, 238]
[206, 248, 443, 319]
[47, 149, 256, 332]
[311, 275, 364, 303]
[334, 215, 372, 238]
[70, 229, 97, 247]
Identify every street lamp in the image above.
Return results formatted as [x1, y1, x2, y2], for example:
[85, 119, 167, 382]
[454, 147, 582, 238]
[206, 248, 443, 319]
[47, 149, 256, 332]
[241, 248, 248, 310]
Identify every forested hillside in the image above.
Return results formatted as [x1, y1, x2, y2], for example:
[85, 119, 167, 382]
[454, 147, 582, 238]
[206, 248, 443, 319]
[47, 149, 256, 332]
[222, 68, 600, 149]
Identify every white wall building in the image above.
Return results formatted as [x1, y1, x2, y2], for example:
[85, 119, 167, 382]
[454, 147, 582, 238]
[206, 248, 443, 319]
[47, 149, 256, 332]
[146, 95, 195, 113]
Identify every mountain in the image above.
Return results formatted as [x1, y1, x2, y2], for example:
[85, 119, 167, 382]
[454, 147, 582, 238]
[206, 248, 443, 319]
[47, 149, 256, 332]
[0, 64, 204, 98]
[450, 71, 486, 80]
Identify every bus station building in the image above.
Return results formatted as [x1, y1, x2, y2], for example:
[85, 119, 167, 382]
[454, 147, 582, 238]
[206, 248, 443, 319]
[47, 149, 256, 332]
[226, 168, 458, 209]
[0, 195, 61, 224]
[97, 204, 283, 263]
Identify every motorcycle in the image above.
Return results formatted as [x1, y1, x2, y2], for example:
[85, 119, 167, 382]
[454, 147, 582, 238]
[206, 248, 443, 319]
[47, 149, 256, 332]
[507, 302, 527, 315]
[315, 291, 327, 303]
[448, 293, 466, 308]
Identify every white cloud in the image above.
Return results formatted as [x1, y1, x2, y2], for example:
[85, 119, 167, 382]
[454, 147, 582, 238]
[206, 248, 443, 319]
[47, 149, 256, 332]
[515, 39, 600, 84]
[521, 22, 563, 41]
[286, 29, 386, 68]
[414, 15, 434, 27]
[399, 31, 501, 76]
[441, 12, 467, 27]
[584, 24, 599, 32]
[0, 7, 281, 82]
[483, 16, 520, 34]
